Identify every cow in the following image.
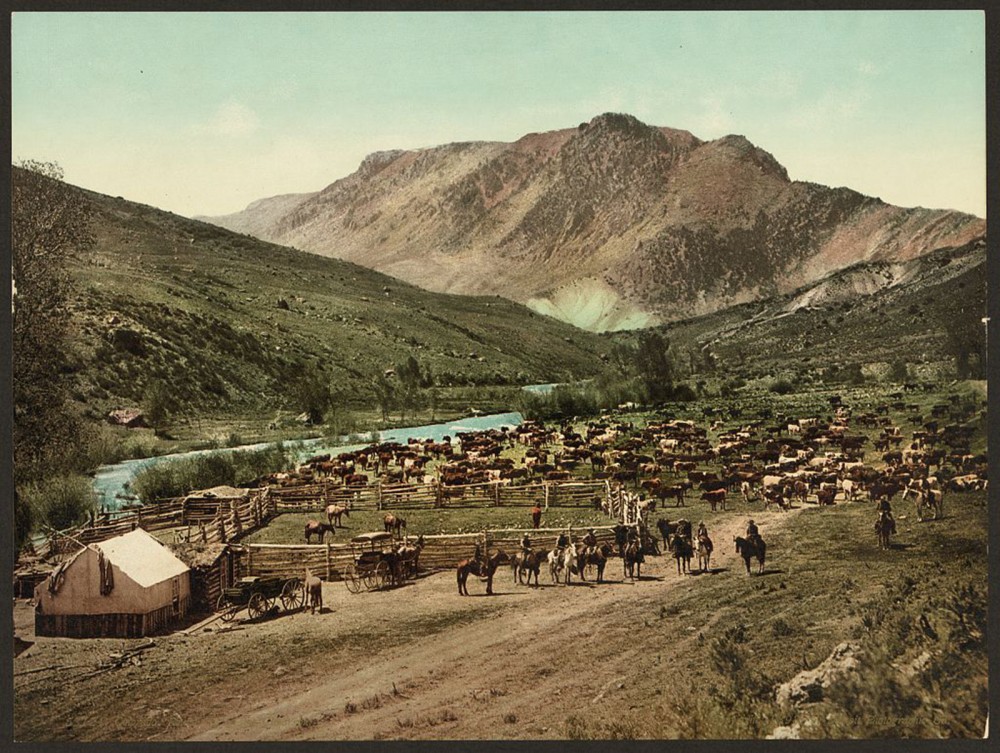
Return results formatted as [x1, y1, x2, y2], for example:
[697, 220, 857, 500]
[700, 488, 726, 511]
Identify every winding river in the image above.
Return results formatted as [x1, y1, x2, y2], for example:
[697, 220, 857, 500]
[91, 411, 524, 510]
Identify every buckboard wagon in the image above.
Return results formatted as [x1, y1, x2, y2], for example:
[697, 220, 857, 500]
[343, 532, 407, 593]
[216, 575, 304, 621]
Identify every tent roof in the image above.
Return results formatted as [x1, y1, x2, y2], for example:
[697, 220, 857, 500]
[95, 528, 189, 587]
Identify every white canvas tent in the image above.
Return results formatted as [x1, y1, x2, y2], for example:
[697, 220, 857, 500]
[35, 527, 191, 638]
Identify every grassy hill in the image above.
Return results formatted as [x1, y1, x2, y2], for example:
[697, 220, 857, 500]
[59, 185, 610, 436]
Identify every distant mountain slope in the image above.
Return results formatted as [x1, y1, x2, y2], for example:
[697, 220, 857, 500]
[640, 237, 987, 381]
[201, 113, 985, 331]
[31, 171, 609, 422]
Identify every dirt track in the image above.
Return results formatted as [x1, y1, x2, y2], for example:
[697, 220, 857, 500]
[183, 508, 793, 741]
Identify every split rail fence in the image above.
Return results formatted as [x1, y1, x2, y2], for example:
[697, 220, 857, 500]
[28, 478, 623, 563]
[240, 525, 623, 581]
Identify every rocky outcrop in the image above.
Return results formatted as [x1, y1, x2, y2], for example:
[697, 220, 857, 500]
[775, 641, 862, 706]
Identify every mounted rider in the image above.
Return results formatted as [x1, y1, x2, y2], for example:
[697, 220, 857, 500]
[746, 519, 762, 547]
[556, 531, 571, 551]
[520, 532, 533, 562]
[582, 527, 598, 556]
[696, 521, 713, 551]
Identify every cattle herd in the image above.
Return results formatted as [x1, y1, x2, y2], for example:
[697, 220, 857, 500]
[258, 389, 986, 559]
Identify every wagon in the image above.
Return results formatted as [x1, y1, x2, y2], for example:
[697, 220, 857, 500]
[342, 531, 404, 593]
[216, 575, 305, 622]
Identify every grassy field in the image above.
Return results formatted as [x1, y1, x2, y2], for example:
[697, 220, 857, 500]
[240, 507, 615, 545]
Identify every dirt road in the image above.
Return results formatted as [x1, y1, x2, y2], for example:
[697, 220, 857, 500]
[183, 508, 794, 741]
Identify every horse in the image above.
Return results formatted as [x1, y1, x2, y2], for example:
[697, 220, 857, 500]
[304, 520, 336, 544]
[669, 534, 693, 575]
[916, 489, 943, 522]
[456, 549, 510, 596]
[655, 518, 678, 552]
[304, 567, 323, 614]
[734, 535, 766, 575]
[512, 548, 549, 586]
[548, 545, 577, 585]
[575, 542, 613, 583]
[325, 503, 351, 527]
[696, 534, 713, 573]
[622, 539, 644, 580]
[396, 534, 425, 579]
[613, 524, 635, 559]
[383, 513, 407, 536]
[875, 511, 896, 549]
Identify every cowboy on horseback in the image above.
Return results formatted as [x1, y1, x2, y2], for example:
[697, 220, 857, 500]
[520, 532, 532, 560]
[746, 519, 762, 548]
[473, 542, 487, 569]
[697, 521, 712, 550]
[582, 528, 598, 556]
[557, 531, 570, 550]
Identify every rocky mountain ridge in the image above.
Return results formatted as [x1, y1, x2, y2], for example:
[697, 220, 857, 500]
[203, 113, 985, 331]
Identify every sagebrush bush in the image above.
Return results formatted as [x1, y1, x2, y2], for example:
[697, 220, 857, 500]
[20, 474, 97, 530]
[132, 443, 296, 502]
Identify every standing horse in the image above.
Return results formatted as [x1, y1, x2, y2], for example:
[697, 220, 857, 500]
[916, 489, 943, 522]
[512, 548, 549, 586]
[304, 567, 323, 614]
[875, 511, 896, 549]
[575, 542, 613, 583]
[548, 545, 576, 585]
[622, 539, 644, 580]
[304, 520, 336, 544]
[383, 513, 407, 536]
[696, 534, 713, 573]
[457, 549, 510, 596]
[396, 535, 425, 579]
[734, 536, 766, 575]
[326, 503, 351, 527]
[669, 534, 693, 575]
[656, 519, 677, 552]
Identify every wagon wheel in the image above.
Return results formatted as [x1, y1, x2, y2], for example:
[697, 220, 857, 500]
[281, 578, 305, 611]
[247, 592, 268, 621]
[362, 565, 380, 591]
[374, 560, 392, 589]
[216, 594, 238, 623]
[343, 564, 362, 594]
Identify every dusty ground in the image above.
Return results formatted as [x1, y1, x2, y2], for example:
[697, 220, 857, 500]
[14, 508, 781, 741]
[14, 493, 988, 741]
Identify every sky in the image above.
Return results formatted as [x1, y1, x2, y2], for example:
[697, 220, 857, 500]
[11, 10, 987, 218]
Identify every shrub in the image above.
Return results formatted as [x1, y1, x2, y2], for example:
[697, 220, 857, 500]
[769, 379, 795, 395]
[20, 473, 97, 530]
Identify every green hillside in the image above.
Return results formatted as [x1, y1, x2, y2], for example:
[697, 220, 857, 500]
[60, 185, 609, 430]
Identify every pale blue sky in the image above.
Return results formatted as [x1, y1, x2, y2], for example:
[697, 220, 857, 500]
[11, 10, 986, 218]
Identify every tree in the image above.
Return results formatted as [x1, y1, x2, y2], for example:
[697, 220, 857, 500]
[144, 378, 179, 429]
[943, 314, 985, 380]
[289, 363, 332, 424]
[370, 372, 396, 422]
[635, 332, 675, 403]
[12, 161, 95, 482]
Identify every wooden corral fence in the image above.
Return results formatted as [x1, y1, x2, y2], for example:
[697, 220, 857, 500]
[239, 525, 621, 581]
[35, 490, 276, 560]
[270, 478, 613, 513]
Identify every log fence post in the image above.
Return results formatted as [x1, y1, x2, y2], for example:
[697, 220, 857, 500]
[326, 542, 332, 580]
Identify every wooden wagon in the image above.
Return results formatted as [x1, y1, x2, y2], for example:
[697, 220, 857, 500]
[216, 575, 304, 621]
[342, 531, 405, 593]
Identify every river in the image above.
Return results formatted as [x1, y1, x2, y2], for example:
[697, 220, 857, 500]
[91, 411, 524, 510]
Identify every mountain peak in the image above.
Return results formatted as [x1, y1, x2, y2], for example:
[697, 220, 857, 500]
[201, 116, 984, 332]
[709, 134, 789, 181]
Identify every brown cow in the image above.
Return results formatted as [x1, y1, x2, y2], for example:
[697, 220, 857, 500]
[700, 488, 726, 511]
